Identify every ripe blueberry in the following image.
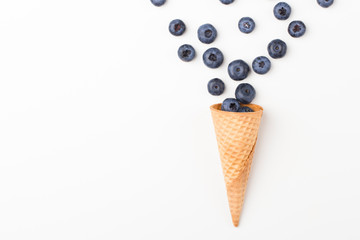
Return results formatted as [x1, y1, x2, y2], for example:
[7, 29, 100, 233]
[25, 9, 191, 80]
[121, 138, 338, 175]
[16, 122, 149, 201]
[150, 0, 166, 7]
[238, 17, 255, 34]
[252, 56, 271, 75]
[198, 24, 218, 44]
[288, 21, 306, 38]
[239, 106, 254, 112]
[273, 2, 291, 20]
[178, 44, 196, 62]
[317, 0, 334, 8]
[221, 98, 242, 112]
[235, 83, 256, 104]
[220, 0, 235, 4]
[169, 19, 186, 36]
[228, 60, 250, 81]
[208, 78, 225, 96]
[203, 48, 224, 69]
[267, 39, 287, 59]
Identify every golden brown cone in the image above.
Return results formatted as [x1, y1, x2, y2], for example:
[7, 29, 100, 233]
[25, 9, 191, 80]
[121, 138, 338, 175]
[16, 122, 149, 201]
[210, 103, 263, 227]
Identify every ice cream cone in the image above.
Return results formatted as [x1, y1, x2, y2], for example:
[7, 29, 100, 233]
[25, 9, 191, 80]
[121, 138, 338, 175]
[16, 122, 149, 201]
[210, 103, 263, 227]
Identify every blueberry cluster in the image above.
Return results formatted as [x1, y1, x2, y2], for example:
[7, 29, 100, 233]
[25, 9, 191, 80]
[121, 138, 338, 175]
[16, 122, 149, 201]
[151, 0, 333, 112]
[219, 83, 256, 112]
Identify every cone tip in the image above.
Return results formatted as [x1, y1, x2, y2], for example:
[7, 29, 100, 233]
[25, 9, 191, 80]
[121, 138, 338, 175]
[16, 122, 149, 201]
[232, 219, 239, 227]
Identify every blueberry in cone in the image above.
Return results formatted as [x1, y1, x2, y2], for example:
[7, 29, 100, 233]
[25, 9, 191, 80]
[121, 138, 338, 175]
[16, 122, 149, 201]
[221, 98, 242, 112]
[239, 106, 254, 112]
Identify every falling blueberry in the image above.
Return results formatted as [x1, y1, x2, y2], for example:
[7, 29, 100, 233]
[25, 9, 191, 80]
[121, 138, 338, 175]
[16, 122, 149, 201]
[208, 78, 225, 96]
[198, 24, 218, 44]
[228, 60, 250, 81]
[220, 0, 235, 4]
[178, 44, 196, 62]
[273, 2, 291, 20]
[252, 56, 271, 75]
[317, 0, 334, 8]
[169, 19, 186, 36]
[203, 48, 224, 69]
[235, 83, 256, 104]
[150, 0, 166, 7]
[288, 21, 306, 38]
[238, 17, 256, 34]
[267, 39, 287, 59]
[221, 98, 242, 112]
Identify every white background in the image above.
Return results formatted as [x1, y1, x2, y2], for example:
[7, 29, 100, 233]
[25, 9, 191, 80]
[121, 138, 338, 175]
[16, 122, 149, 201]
[1, 0, 360, 239]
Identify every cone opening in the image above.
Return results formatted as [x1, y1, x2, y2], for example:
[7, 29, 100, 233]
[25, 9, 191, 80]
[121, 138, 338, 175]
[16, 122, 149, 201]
[210, 103, 263, 114]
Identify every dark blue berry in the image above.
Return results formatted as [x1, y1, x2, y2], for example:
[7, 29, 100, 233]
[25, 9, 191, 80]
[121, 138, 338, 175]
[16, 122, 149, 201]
[220, 0, 234, 4]
[239, 106, 254, 113]
[228, 60, 250, 81]
[288, 21, 306, 38]
[150, 0, 166, 6]
[273, 2, 291, 20]
[208, 78, 225, 96]
[267, 39, 287, 59]
[221, 98, 242, 112]
[203, 48, 224, 69]
[198, 24, 217, 44]
[317, 0, 334, 8]
[238, 17, 255, 34]
[235, 83, 256, 104]
[252, 56, 271, 75]
[178, 44, 196, 62]
[169, 19, 186, 36]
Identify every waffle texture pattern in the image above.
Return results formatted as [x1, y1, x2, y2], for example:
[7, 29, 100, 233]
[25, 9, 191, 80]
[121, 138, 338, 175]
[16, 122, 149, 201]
[210, 103, 263, 227]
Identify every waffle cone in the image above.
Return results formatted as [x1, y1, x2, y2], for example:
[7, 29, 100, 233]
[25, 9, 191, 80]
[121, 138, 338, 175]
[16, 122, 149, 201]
[210, 103, 263, 227]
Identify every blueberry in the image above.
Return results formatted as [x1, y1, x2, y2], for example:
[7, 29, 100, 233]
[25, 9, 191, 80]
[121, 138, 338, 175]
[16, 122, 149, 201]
[203, 48, 224, 69]
[288, 21, 306, 38]
[252, 56, 271, 75]
[238, 17, 256, 34]
[235, 83, 256, 104]
[220, 0, 235, 4]
[221, 98, 242, 112]
[239, 106, 254, 112]
[178, 44, 196, 62]
[198, 24, 217, 44]
[228, 60, 250, 81]
[169, 19, 186, 36]
[273, 2, 291, 20]
[267, 39, 287, 59]
[150, 0, 166, 7]
[208, 78, 225, 96]
[317, 0, 334, 8]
